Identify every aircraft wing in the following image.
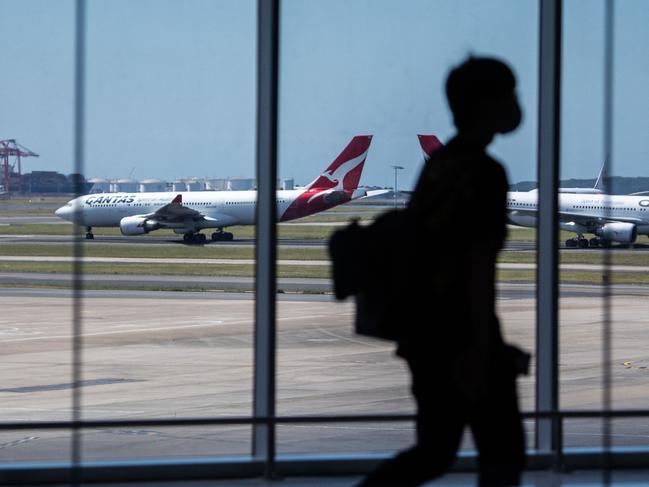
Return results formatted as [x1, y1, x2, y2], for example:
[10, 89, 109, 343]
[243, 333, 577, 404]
[145, 194, 203, 222]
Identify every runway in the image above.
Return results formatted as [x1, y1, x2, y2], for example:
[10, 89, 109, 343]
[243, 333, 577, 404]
[5, 232, 649, 253]
[1, 284, 649, 462]
[0, 233, 324, 248]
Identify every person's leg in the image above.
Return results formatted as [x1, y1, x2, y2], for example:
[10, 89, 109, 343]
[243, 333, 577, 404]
[356, 359, 466, 487]
[471, 364, 525, 487]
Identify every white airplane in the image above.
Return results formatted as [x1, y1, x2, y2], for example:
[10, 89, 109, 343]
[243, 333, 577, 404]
[418, 134, 649, 248]
[55, 135, 374, 243]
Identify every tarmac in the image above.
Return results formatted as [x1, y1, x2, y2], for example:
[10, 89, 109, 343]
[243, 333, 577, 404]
[1, 283, 649, 465]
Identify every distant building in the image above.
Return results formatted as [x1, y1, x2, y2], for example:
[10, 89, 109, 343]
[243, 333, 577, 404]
[88, 177, 111, 193]
[228, 177, 255, 191]
[111, 178, 138, 193]
[20, 171, 92, 194]
[281, 178, 294, 190]
[185, 178, 203, 191]
[205, 178, 228, 191]
[139, 178, 167, 192]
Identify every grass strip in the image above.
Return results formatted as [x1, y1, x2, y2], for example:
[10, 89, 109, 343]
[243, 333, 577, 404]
[0, 244, 328, 261]
[498, 270, 649, 285]
[0, 262, 331, 279]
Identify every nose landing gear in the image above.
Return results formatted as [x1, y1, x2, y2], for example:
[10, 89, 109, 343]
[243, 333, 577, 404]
[85, 226, 94, 240]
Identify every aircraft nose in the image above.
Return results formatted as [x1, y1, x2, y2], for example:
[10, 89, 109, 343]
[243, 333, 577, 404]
[55, 205, 71, 221]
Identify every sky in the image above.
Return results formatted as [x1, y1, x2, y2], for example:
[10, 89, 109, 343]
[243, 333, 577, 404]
[1, 0, 647, 190]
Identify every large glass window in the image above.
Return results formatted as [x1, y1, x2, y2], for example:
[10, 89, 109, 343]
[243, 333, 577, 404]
[2, 0, 649, 480]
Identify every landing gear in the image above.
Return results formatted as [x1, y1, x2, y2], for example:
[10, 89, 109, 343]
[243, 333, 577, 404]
[566, 236, 613, 249]
[565, 236, 588, 248]
[211, 230, 234, 242]
[85, 226, 94, 240]
[183, 232, 207, 244]
[589, 237, 601, 248]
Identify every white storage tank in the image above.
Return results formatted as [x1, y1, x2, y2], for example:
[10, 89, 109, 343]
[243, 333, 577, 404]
[88, 177, 110, 193]
[139, 178, 167, 192]
[111, 178, 138, 193]
[185, 178, 203, 192]
[205, 178, 228, 191]
[172, 179, 186, 192]
[282, 178, 294, 190]
[228, 177, 255, 191]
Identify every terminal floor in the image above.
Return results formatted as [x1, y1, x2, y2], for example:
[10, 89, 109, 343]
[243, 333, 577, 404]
[37, 470, 649, 486]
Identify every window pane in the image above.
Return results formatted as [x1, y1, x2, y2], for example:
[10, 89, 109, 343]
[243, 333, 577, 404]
[277, 0, 538, 455]
[81, 0, 257, 459]
[0, 0, 76, 465]
[560, 0, 649, 450]
[1, 0, 257, 463]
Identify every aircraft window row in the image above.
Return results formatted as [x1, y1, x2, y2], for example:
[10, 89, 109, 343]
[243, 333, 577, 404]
[573, 205, 640, 211]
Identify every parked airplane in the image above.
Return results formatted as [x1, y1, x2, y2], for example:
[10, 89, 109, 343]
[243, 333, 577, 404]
[55, 135, 373, 243]
[417, 134, 647, 248]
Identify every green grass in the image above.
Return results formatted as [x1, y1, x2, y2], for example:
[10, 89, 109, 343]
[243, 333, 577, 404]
[498, 250, 649, 266]
[498, 269, 649, 285]
[0, 243, 328, 260]
[0, 261, 330, 279]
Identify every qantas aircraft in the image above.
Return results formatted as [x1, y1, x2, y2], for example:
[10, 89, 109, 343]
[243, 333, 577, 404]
[55, 135, 374, 243]
[418, 134, 649, 248]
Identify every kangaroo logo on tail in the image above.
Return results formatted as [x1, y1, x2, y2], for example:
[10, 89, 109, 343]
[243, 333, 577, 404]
[281, 135, 372, 221]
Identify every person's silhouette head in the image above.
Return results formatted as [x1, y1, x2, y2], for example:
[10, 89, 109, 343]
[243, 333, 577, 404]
[446, 57, 521, 138]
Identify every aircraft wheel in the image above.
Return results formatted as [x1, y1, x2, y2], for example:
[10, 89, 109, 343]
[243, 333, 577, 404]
[565, 238, 577, 248]
[198, 233, 207, 243]
[224, 232, 234, 241]
[183, 233, 194, 243]
[578, 238, 589, 249]
[589, 237, 601, 248]
[85, 233, 94, 240]
[211, 232, 223, 241]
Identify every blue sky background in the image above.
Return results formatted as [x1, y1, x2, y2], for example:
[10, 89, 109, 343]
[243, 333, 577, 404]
[1, 0, 647, 190]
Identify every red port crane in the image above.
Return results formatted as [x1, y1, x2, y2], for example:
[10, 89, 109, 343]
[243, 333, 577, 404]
[1, 139, 39, 192]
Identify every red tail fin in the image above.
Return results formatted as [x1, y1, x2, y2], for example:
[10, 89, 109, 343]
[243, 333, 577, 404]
[307, 135, 372, 191]
[417, 134, 443, 159]
[280, 135, 373, 222]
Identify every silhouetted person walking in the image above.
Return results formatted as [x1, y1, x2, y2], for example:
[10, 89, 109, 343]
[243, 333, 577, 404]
[355, 57, 526, 487]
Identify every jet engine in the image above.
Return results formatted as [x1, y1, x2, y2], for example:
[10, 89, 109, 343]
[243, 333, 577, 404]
[596, 222, 637, 243]
[120, 216, 159, 236]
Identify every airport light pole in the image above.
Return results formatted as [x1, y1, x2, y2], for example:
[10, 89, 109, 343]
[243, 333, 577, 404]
[391, 165, 404, 208]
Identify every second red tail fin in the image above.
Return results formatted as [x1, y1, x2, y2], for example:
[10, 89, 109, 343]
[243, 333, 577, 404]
[417, 134, 443, 159]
